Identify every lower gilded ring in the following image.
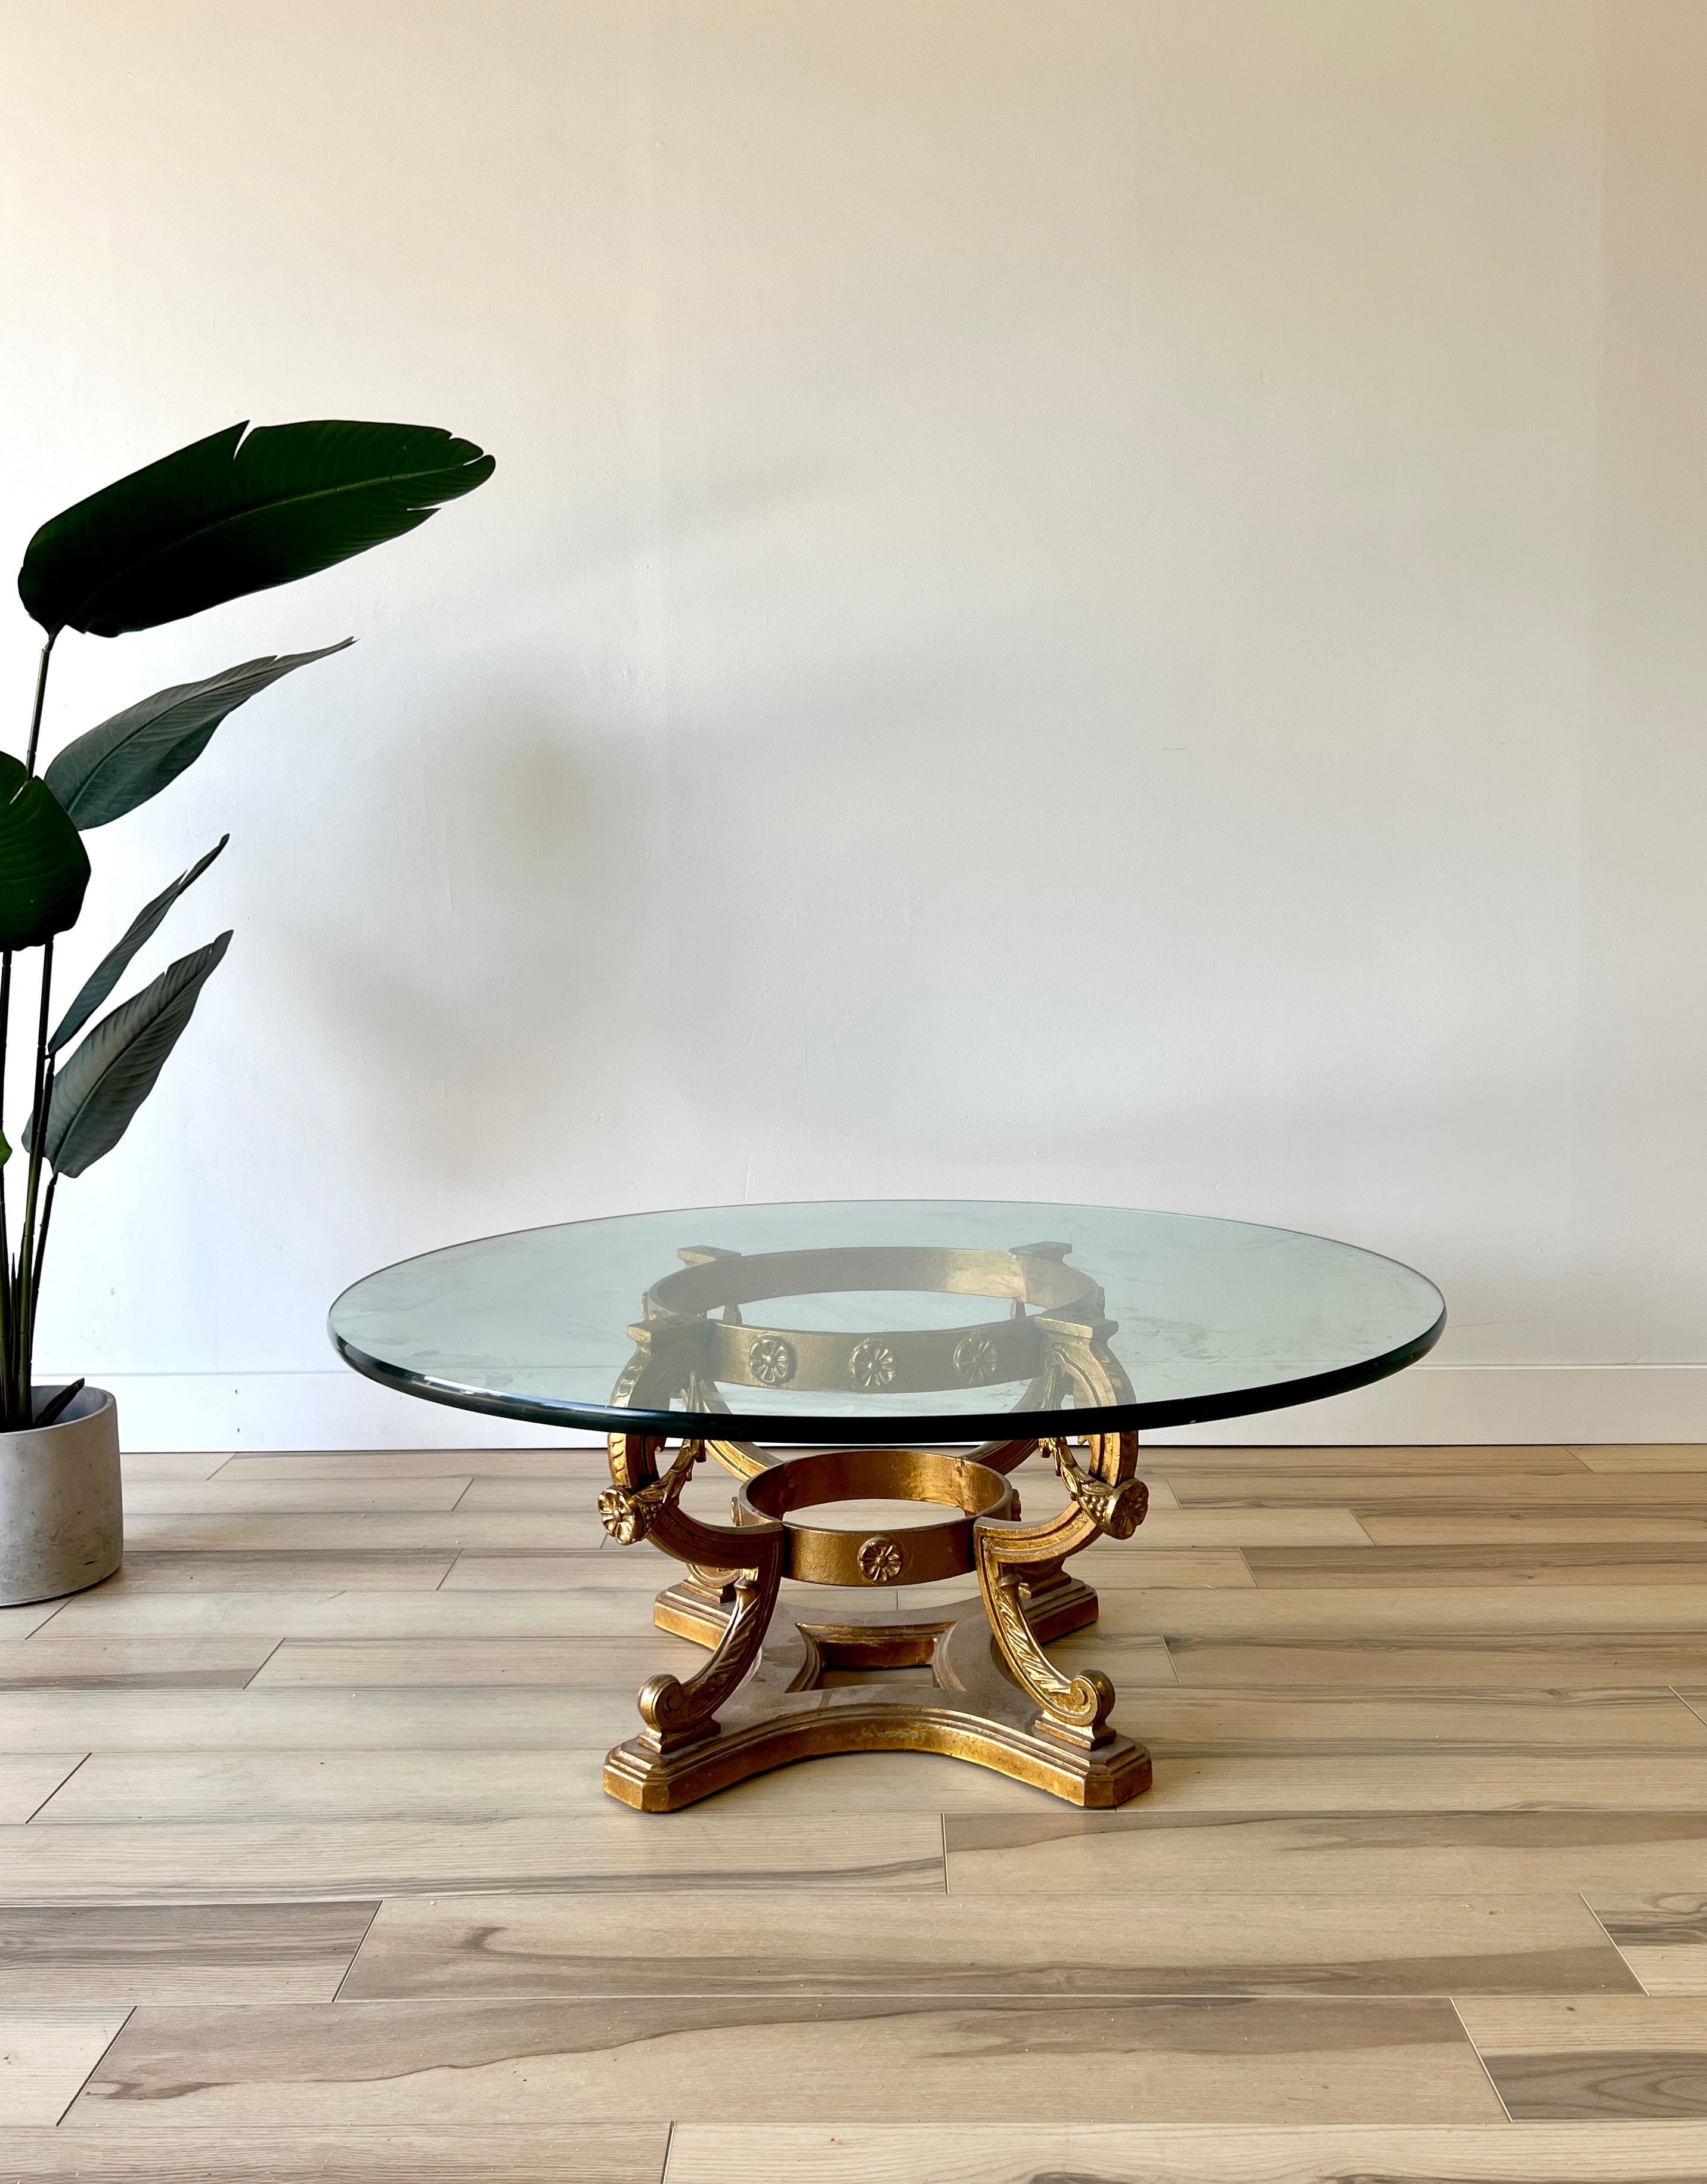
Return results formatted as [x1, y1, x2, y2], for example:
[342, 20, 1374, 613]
[736, 1446, 1018, 1587]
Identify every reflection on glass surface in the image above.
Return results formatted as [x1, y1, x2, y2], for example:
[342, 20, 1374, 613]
[611, 1237, 1136, 1421]
[328, 1201, 1445, 1440]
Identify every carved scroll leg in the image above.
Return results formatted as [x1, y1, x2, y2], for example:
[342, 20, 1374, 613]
[605, 1432, 785, 1756]
[972, 1432, 1148, 1751]
[977, 1541, 1117, 1749]
[655, 1441, 780, 1627]
[965, 1439, 1093, 1634]
[637, 1555, 782, 1753]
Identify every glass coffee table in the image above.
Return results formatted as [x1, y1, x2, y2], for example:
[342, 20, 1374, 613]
[329, 1200, 1443, 1812]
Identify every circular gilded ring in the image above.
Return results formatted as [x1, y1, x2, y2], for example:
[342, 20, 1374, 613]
[738, 1445, 1017, 1587]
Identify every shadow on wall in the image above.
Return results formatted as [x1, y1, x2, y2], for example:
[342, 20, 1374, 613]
[285, 679, 609, 1185]
[280, 646, 1170, 1201]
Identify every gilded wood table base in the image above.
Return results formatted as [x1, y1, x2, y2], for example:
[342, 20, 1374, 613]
[603, 1578, 1151, 1813]
[600, 1430, 1154, 1813]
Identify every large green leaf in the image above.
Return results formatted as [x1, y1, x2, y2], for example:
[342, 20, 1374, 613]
[49, 837, 228, 1055]
[30, 931, 231, 1177]
[18, 420, 495, 638]
[44, 642, 350, 829]
[0, 753, 91, 950]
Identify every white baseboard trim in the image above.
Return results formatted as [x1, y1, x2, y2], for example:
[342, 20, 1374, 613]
[1145, 1364, 1707, 1446]
[75, 1372, 597, 1452]
[60, 1362, 1707, 1451]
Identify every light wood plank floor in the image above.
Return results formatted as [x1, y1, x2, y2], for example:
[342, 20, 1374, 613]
[5, 1443, 1707, 2179]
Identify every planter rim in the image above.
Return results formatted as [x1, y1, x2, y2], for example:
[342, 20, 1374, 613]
[2, 1384, 116, 1439]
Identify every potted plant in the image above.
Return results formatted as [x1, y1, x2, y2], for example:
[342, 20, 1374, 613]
[0, 419, 494, 1603]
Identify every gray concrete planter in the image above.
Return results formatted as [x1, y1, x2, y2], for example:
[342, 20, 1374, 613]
[0, 1387, 121, 1606]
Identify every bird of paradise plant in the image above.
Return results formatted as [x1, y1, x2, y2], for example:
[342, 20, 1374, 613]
[1, 419, 494, 1431]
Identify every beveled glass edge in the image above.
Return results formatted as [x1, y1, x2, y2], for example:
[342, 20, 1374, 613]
[329, 1296, 1446, 1445]
[323, 1196, 1436, 1291]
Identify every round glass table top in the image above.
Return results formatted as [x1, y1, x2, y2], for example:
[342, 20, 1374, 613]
[328, 1200, 1444, 1443]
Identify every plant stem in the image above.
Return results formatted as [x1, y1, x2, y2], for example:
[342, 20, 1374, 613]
[16, 942, 53, 1422]
[23, 633, 55, 777]
[28, 1172, 55, 1351]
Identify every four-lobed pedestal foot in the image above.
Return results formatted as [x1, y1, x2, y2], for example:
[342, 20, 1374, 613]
[603, 1579, 1152, 1813]
[599, 1429, 1154, 1813]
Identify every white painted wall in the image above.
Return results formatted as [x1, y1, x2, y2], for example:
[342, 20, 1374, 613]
[1, 1, 1704, 1446]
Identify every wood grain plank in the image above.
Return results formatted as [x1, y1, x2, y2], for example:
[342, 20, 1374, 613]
[1002, 1466, 1182, 1512]
[1091, 1583, 1707, 1635]
[0, 1640, 277, 1690]
[20, 1434, 1707, 2145]
[244, 1634, 1176, 1692]
[1160, 1634, 1707, 1687]
[1246, 1545, 1707, 1587]
[1079, 1511, 1371, 1548]
[0, 1756, 86, 1824]
[1360, 1514, 1707, 1544]
[1144, 1446, 1591, 1473]
[1457, 1996, 1707, 2118]
[122, 1482, 473, 1515]
[340, 1887, 1629, 2000]
[1458, 1996, 1707, 2048]
[1174, 1474, 1707, 1507]
[0, 1902, 377, 2005]
[1120, 1473, 1185, 1511]
[0, 1685, 645, 1751]
[248, 1637, 707, 1689]
[0, 1604, 69, 1642]
[662, 2121, 1707, 2184]
[1590, 1894, 1707, 1994]
[48, 1745, 1707, 1826]
[0, 2126, 667, 2180]
[216, 1450, 609, 1479]
[1107, 1686, 1707, 1755]
[455, 1477, 618, 1511]
[1146, 1754, 1707, 1811]
[35, 1589, 686, 1640]
[116, 1455, 232, 1481]
[1574, 1448, 1707, 1472]
[0, 1816, 945, 1902]
[439, 1556, 701, 1593]
[943, 1808, 1707, 1900]
[30, 1751, 624, 1825]
[123, 1516, 610, 1553]
[29, 1748, 1102, 1825]
[1064, 1637, 1181, 1684]
[0, 2009, 129, 2123]
[65, 1994, 1504, 2125]
[111, 1554, 455, 1591]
